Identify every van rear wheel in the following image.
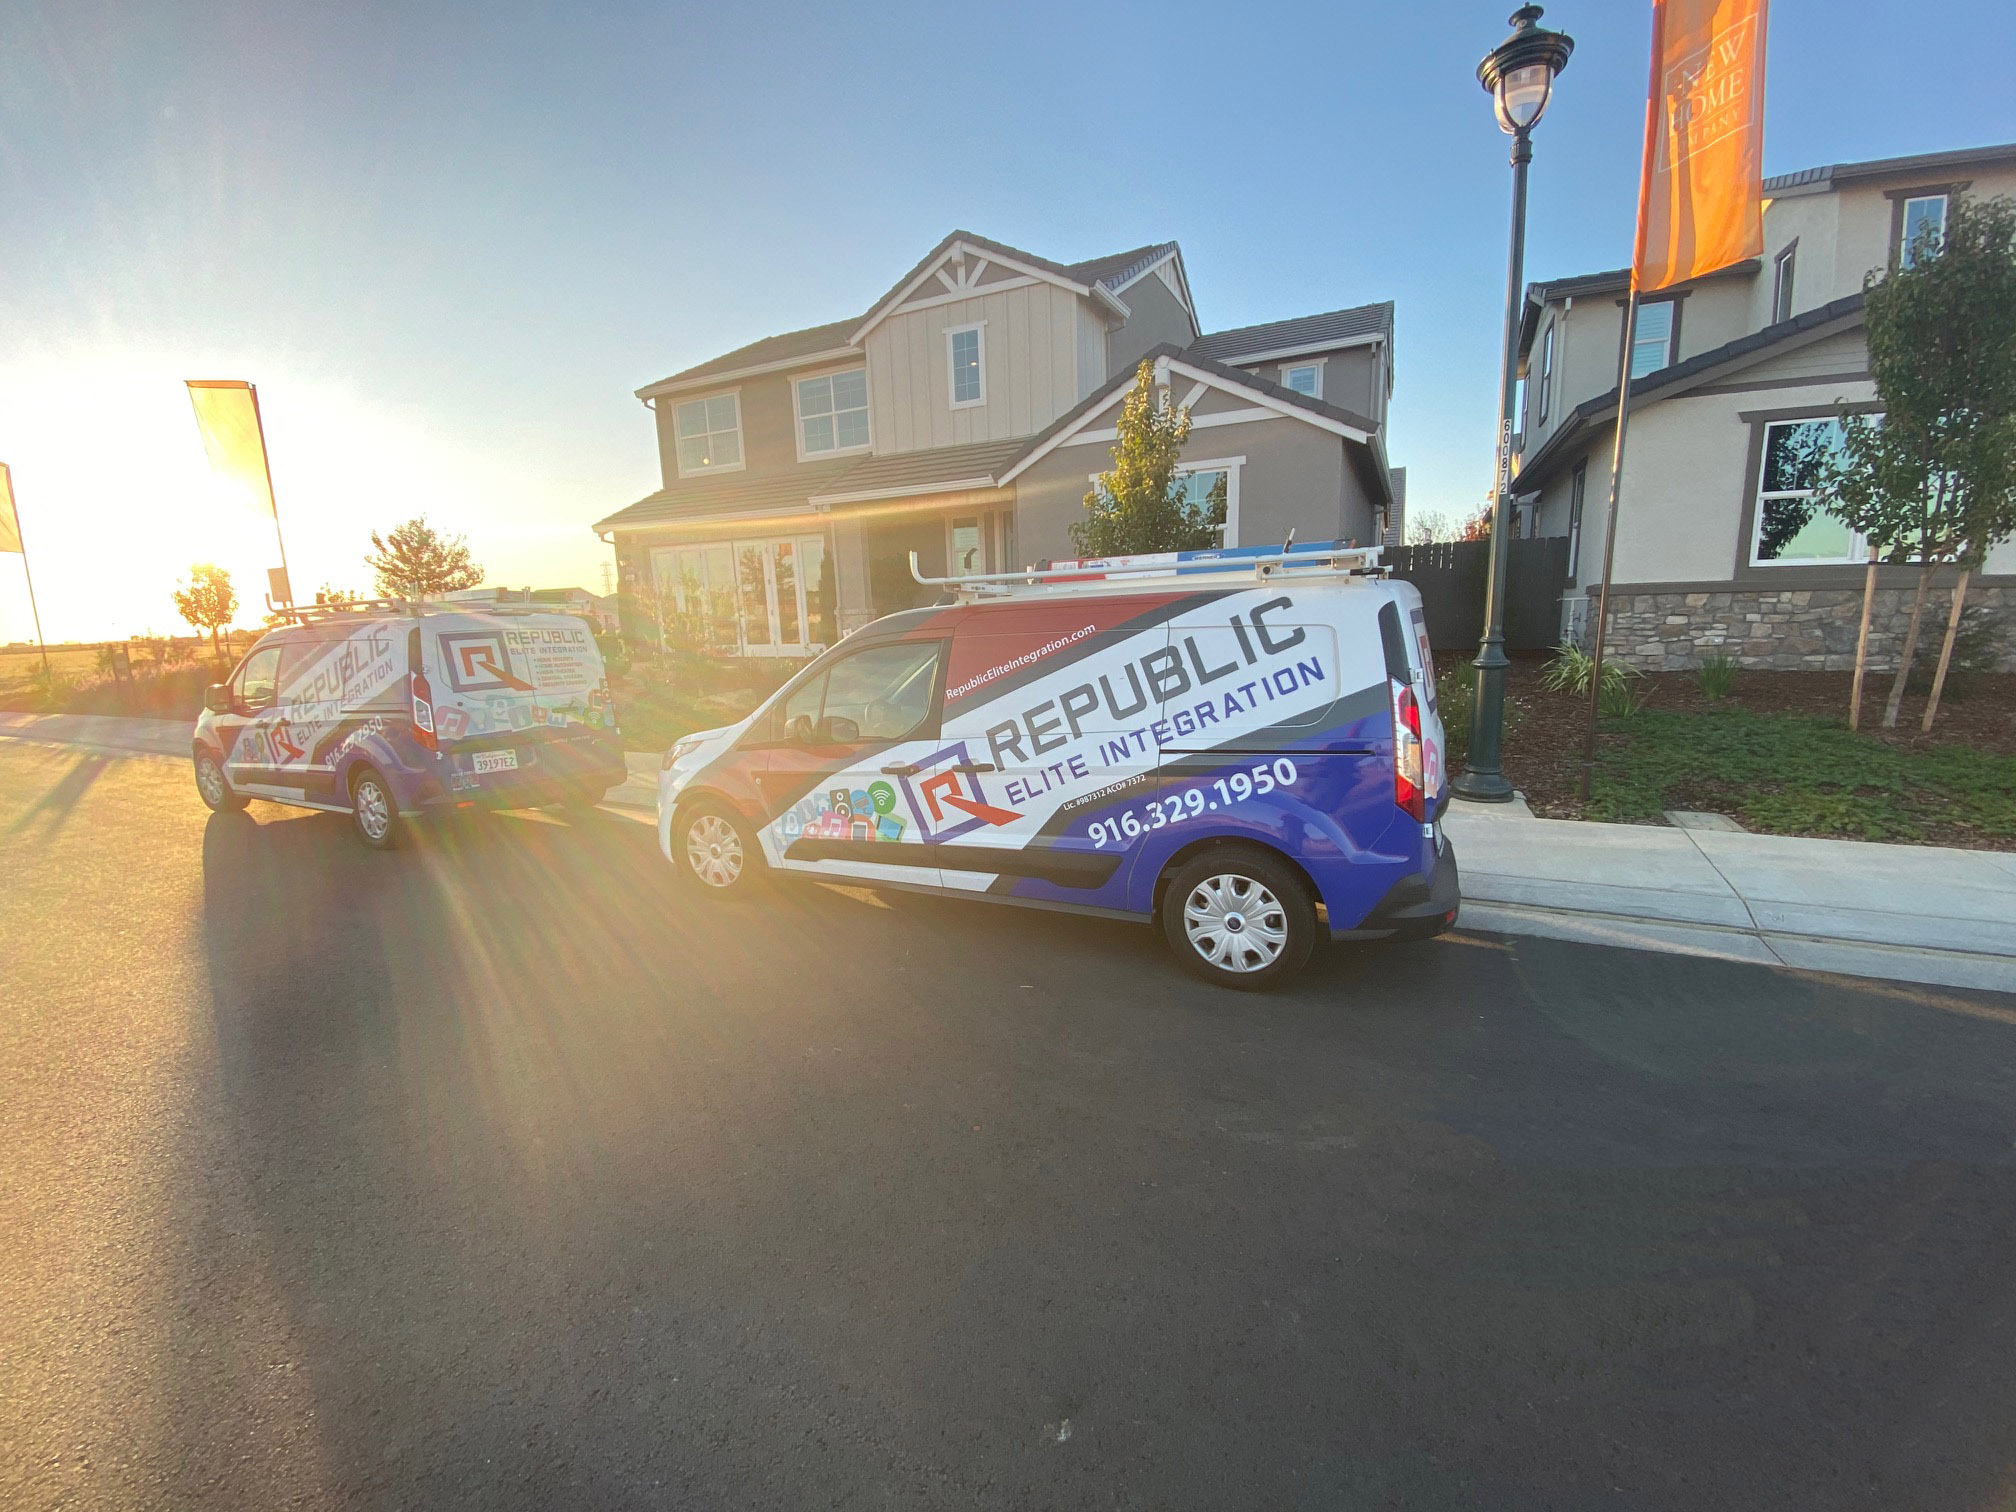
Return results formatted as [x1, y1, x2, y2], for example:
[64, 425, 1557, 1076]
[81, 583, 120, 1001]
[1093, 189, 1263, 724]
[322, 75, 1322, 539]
[350, 767, 402, 850]
[1160, 846, 1316, 991]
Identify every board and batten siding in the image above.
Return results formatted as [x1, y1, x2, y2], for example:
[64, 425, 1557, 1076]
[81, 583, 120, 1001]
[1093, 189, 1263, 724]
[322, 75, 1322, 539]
[866, 283, 1087, 454]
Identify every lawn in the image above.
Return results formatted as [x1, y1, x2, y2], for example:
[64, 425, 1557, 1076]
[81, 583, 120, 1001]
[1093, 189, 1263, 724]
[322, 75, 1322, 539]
[1487, 657, 2016, 850]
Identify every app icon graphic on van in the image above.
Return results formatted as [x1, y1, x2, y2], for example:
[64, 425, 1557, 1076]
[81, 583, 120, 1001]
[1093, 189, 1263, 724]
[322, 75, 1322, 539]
[901, 743, 1021, 840]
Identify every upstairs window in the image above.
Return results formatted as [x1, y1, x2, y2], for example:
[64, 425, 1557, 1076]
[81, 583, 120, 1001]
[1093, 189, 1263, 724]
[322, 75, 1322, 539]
[1771, 243, 1797, 323]
[797, 369, 870, 456]
[1282, 362, 1323, 398]
[673, 393, 743, 475]
[948, 324, 985, 408]
[1630, 299, 1676, 379]
[1900, 194, 1947, 268]
[1536, 322, 1555, 423]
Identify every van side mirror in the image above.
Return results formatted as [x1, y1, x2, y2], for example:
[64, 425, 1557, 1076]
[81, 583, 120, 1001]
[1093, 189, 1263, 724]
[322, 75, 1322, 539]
[204, 684, 233, 714]
[820, 715, 861, 745]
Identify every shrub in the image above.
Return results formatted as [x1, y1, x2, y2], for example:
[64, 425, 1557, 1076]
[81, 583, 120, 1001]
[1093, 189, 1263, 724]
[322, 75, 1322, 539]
[1541, 642, 1644, 715]
[1906, 605, 2002, 701]
[1435, 662, 1474, 767]
[1695, 651, 1738, 700]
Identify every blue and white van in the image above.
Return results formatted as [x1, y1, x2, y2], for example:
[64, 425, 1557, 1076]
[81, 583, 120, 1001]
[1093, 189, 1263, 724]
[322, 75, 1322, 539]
[192, 604, 625, 847]
[654, 544, 1457, 990]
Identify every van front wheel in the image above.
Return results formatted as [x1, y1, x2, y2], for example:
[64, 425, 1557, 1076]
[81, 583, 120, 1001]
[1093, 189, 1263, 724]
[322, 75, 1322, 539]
[193, 749, 248, 813]
[1160, 846, 1316, 991]
[676, 801, 761, 895]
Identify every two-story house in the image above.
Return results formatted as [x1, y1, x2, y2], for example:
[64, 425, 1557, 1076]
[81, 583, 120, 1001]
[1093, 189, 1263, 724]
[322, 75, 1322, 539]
[594, 231, 1397, 655]
[1510, 142, 2016, 671]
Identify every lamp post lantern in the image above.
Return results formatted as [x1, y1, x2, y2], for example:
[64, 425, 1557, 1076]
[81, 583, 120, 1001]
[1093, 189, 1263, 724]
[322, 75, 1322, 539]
[1452, 4, 1573, 803]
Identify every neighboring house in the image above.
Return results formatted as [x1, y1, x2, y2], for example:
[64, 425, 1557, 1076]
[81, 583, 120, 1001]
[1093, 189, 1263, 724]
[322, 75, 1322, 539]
[1511, 142, 2016, 671]
[594, 231, 1397, 655]
[440, 586, 619, 632]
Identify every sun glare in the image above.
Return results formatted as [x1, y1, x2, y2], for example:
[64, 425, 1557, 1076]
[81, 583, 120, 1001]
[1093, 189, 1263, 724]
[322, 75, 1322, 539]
[0, 349, 611, 645]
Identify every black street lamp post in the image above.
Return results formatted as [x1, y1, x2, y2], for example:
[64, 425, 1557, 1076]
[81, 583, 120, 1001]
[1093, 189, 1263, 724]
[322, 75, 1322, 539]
[1452, 5, 1574, 803]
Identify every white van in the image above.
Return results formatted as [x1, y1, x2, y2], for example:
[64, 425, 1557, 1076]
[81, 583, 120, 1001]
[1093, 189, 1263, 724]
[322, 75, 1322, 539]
[654, 543, 1456, 989]
[192, 601, 626, 847]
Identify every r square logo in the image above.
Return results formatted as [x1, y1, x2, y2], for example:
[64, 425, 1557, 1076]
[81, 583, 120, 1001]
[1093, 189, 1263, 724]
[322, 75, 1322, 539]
[440, 631, 535, 694]
[900, 741, 1021, 842]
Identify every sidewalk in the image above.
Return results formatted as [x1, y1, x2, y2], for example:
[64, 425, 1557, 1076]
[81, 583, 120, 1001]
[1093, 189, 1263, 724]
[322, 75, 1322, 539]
[1443, 798, 2016, 993]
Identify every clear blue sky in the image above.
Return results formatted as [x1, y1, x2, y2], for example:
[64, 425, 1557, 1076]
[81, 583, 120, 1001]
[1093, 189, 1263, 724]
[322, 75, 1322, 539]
[3, 0, 2011, 641]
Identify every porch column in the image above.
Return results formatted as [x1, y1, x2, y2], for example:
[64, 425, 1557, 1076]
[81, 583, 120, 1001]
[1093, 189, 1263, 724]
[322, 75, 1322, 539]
[829, 516, 875, 636]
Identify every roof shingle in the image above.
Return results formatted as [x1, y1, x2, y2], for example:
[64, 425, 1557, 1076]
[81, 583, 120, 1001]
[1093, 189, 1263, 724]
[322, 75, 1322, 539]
[1185, 302, 1393, 364]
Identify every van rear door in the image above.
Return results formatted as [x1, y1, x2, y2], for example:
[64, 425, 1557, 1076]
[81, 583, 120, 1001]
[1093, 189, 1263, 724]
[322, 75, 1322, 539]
[426, 613, 608, 777]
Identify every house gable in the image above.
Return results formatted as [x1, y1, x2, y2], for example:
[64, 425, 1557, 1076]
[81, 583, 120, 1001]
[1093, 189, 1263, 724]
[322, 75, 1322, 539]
[998, 346, 1377, 490]
[852, 232, 1120, 346]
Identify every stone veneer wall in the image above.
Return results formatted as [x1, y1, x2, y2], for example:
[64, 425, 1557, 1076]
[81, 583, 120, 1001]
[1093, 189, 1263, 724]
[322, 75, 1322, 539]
[1579, 585, 2016, 672]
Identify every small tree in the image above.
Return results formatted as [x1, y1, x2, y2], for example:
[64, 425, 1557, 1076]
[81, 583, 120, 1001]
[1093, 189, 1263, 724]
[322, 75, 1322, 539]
[172, 564, 238, 660]
[364, 517, 484, 600]
[1071, 361, 1222, 557]
[1408, 509, 1456, 545]
[1812, 192, 2016, 729]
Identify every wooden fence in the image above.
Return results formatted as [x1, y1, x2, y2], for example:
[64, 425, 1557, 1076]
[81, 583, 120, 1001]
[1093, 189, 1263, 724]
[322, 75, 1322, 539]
[1386, 538, 1570, 653]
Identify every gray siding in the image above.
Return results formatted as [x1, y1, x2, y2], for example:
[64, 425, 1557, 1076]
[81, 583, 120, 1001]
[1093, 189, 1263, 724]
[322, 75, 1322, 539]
[1106, 266, 1198, 376]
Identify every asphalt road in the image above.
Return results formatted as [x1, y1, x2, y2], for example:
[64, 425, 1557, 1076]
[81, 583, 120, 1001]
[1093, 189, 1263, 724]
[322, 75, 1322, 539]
[4, 740, 2016, 1511]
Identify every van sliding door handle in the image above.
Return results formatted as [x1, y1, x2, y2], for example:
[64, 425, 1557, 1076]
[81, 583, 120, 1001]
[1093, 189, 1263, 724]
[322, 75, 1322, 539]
[950, 762, 996, 774]
[880, 762, 922, 777]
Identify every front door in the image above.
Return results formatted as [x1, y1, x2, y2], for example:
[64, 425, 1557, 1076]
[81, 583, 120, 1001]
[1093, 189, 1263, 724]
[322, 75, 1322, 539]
[753, 638, 947, 889]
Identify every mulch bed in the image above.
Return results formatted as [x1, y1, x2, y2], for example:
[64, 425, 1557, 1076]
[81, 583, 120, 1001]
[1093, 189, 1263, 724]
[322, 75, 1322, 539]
[1485, 656, 2016, 847]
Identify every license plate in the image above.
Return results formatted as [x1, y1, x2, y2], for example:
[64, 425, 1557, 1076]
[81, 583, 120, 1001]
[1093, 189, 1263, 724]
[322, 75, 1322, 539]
[472, 749, 519, 774]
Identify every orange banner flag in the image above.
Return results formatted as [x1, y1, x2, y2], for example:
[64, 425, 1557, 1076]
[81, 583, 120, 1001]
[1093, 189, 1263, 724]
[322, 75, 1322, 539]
[186, 380, 279, 521]
[0, 463, 20, 555]
[1633, 0, 1768, 292]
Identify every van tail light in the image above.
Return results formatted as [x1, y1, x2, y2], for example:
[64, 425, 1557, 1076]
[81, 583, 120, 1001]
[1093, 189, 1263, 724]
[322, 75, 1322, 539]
[1391, 678, 1425, 822]
[410, 670, 438, 751]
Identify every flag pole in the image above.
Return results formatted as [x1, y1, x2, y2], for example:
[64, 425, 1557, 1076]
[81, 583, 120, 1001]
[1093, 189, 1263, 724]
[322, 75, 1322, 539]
[1577, 288, 1642, 800]
[1, 465, 50, 681]
[247, 382, 294, 603]
[1577, 1, 1667, 804]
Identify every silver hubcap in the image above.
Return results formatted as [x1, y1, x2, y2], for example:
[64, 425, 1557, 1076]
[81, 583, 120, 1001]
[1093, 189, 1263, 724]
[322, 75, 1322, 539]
[1183, 874, 1289, 973]
[686, 815, 743, 888]
[355, 780, 390, 840]
[196, 757, 225, 805]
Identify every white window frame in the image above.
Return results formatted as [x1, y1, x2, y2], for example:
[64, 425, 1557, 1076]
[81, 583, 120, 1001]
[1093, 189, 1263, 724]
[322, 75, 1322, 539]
[670, 389, 745, 479]
[1771, 244, 1796, 324]
[1281, 359, 1325, 399]
[945, 515, 987, 576]
[651, 533, 831, 656]
[1089, 455, 1243, 547]
[791, 365, 872, 462]
[1536, 322, 1555, 424]
[1630, 300, 1676, 379]
[946, 321, 987, 410]
[1900, 194, 1948, 268]
[1748, 418, 1870, 568]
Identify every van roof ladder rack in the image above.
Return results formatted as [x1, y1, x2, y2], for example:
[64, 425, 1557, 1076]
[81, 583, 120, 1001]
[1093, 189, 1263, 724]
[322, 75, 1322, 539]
[910, 540, 1386, 600]
[267, 596, 562, 624]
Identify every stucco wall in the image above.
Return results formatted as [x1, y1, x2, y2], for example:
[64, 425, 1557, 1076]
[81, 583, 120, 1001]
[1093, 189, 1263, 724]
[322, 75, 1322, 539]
[1010, 412, 1372, 562]
[1106, 269, 1196, 377]
[1233, 344, 1383, 422]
